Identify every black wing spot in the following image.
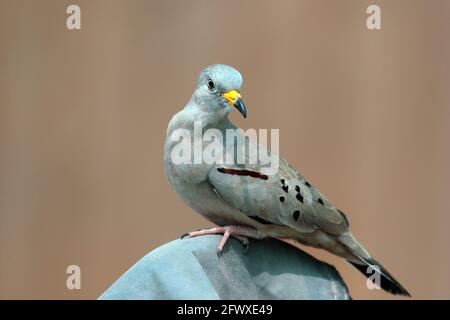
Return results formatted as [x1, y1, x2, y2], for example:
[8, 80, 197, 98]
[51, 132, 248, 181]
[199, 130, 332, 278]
[317, 198, 324, 205]
[280, 179, 285, 185]
[293, 210, 300, 221]
[296, 193, 304, 203]
[217, 167, 268, 180]
[304, 181, 311, 187]
[279, 196, 285, 203]
[282, 185, 289, 193]
[295, 185, 300, 192]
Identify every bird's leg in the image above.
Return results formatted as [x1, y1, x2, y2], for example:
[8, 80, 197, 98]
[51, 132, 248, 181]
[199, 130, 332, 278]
[185, 226, 262, 253]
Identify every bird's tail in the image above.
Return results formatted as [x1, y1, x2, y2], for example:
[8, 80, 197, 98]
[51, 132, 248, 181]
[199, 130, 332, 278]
[348, 257, 411, 297]
[338, 234, 411, 297]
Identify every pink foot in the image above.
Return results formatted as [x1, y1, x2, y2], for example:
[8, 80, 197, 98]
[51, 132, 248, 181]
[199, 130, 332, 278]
[184, 226, 262, 253]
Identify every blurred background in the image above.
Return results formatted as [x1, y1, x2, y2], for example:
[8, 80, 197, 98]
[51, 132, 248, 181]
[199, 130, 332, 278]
[0, 0, 449, 299]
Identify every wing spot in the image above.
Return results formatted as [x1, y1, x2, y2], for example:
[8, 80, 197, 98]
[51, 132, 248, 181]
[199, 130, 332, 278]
[305, 181, 311, 187]
[293, 210, 300, 221]
[217, 167, 268, 180]
[318, 198, 324, 205]
[295, 185, 300, 192]
[296, 193, 304, 203]
[282, 185, 289, 193]
[279, 196, 285, 203]
[280, 179, 286, 185]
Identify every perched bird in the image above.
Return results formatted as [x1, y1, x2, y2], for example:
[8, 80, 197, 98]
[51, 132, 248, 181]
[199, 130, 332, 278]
[164, 64, 410, 296]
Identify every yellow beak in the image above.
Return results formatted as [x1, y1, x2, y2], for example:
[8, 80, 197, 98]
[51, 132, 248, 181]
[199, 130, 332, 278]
[222, 90, 241, 105]
[222, 90, 247, 118]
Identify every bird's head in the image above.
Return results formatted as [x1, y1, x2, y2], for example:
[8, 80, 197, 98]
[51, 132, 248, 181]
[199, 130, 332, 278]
[191, 64, 246, 119]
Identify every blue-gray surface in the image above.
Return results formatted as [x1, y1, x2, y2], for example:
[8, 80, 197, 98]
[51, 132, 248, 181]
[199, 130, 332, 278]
[99, 235, 350, 300]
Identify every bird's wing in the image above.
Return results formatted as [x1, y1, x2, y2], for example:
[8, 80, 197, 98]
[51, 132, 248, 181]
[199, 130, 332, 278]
[207, 155, 349, 235]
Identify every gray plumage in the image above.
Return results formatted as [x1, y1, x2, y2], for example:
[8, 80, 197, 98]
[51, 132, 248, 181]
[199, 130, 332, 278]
[164, 64, 410, 296]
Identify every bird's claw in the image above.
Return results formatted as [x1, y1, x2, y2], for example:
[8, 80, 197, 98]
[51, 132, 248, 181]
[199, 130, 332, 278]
[232, 235, 250, 254]
[181, 228, 204, 239]
[181, 226, 259, 254]
[242, 241, 250, 254]
[180, 232, 190, 239]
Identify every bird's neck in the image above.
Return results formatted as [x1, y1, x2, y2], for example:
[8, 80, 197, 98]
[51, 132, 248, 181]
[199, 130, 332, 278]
[184, 98, 232, 131]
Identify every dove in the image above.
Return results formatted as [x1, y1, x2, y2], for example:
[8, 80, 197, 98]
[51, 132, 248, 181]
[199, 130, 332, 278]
[164, 64, 410, 296]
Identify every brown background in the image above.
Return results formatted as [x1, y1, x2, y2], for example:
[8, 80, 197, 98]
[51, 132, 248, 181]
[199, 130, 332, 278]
[0, 0, 449, 299]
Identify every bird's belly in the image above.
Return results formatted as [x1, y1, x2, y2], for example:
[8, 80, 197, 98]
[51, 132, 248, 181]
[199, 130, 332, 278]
[172, 181, 258, 227]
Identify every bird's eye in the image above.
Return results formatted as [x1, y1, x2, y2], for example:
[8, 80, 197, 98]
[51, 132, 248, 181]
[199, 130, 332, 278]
[207, 78, 215, 90]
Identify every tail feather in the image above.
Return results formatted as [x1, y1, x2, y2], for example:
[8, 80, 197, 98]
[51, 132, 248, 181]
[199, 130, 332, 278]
[349, 257, 411, 297]
[338, 236, 411, 297]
